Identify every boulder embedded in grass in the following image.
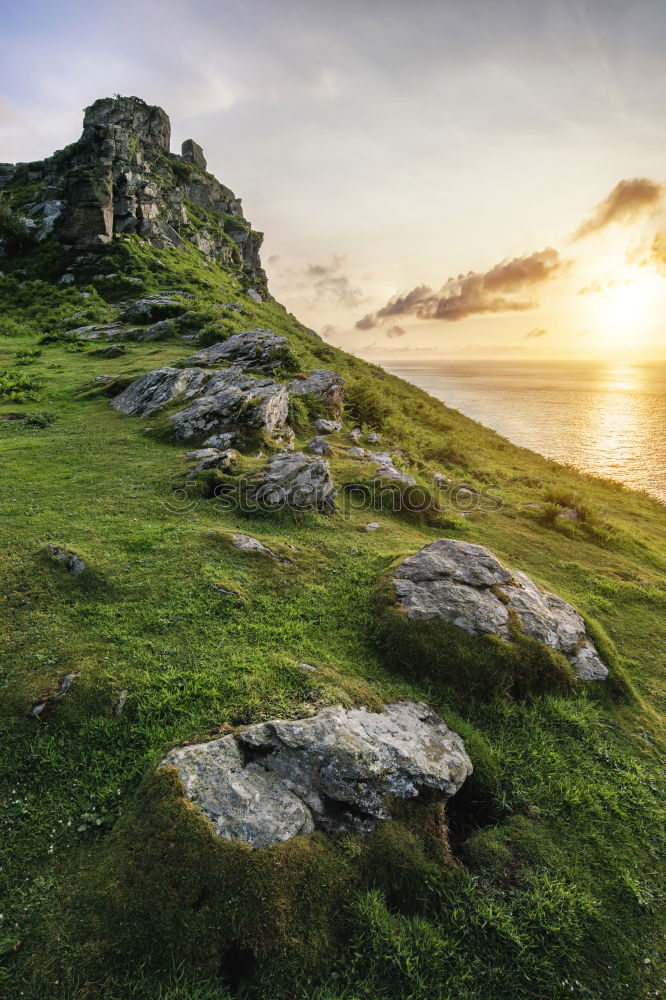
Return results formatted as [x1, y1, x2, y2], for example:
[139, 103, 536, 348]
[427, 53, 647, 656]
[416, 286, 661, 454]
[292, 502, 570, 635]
[159, 701, 471, 848]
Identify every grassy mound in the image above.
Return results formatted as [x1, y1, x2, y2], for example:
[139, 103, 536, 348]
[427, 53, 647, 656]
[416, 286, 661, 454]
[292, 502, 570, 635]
[0, 234, 665, 998]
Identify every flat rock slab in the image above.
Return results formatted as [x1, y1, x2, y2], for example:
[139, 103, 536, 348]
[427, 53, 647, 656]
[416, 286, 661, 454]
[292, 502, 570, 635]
[160, 701, 472, 848]
[393, 539, 608, 681]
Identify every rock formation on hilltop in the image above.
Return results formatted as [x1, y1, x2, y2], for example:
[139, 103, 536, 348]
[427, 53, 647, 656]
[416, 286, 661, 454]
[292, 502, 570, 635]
[0, 94, 266, 285]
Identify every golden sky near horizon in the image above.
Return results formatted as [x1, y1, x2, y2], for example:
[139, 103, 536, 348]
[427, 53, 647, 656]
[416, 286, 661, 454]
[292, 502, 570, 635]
[2, 0, 666, 361]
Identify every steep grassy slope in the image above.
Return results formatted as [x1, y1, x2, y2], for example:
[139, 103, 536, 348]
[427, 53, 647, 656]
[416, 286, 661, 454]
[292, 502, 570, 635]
[0, 236, 665, 1000]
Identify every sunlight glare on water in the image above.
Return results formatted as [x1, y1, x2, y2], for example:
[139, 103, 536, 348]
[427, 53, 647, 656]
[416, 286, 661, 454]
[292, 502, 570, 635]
[383, 360, 666, 502]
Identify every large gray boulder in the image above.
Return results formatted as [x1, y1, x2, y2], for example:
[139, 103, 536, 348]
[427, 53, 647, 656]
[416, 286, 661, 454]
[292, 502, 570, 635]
[182, 329, 288, 370]
[159, 701, 472, 848]
[112, 364, 289, 441]
[256, 451, 336, 511]
[393, 539, 608, 681]
[289, 369, 344, 408]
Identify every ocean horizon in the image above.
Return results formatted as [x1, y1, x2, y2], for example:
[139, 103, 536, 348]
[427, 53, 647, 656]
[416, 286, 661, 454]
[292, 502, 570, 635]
[383, 358, 666, 503]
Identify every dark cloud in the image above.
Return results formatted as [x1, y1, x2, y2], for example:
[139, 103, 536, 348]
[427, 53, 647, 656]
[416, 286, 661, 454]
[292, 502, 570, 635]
[574, 178, 662, 240]
[306, 254, 366, 309]
[386, 324, 406, 338]
[524, 326, 548, 339]
[356, 248, 564, 329]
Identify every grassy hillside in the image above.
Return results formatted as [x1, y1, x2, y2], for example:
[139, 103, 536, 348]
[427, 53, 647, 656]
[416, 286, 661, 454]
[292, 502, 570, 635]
[1, 235, 665, 999]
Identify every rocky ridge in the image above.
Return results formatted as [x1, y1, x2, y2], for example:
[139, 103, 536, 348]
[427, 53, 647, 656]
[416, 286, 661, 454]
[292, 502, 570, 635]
[0, 95, 266, 285]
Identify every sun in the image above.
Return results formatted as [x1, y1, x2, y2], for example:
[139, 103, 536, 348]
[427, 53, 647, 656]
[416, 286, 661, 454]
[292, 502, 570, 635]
[589, 268, 664, 347]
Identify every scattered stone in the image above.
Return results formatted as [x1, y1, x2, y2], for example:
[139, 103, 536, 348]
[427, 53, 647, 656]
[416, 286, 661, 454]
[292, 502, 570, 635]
[91, 344, 126, 358]
[374, 464, 416, 485]
[230, 533, 290, 564]
[185, 448, 237, 474]
[433, 472, 451, 487]
[314, 419, 342, 434]
[366, 432, 382, 443]
[256, 452, 336, 512]
[182, 329, 288, 370]
[30, 672, 81, 717]
[298, 662, 317, 673]
[246, 288, 263, 303]
[66, 322, 139, 341]
[202, 431, 236, 449]
[306, 435, 332, 456]
[347, 446, 368, 459]
[392, 539, 608, 681]
[558, 507, 581, 522]
[47, 544, 86, 576]
[365, 522, 381, 532]
[121, 294, 191, 324]
[369, 451, 392, 464]
[289, 370, 344, 409]
[349, 427, 362, 442]
[159, 701, 472, 848]
[114, 690, 129, 716]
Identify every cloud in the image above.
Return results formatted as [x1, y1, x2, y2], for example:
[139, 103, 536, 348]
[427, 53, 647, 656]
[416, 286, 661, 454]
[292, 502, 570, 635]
[356, 247, 565, 329]
[320, 324, 337, 339]
[574, 178, 663, 240]
[306, 254, 367, 309]
[386, 324, 406, 338]
[524, 326, 548, 339]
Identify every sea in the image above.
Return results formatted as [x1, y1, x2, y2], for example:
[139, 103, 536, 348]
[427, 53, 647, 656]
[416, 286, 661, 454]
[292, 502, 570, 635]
[383, 360, 666, 504]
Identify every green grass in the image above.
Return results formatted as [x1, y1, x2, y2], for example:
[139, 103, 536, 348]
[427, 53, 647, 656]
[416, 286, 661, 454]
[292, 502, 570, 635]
[0, 240, 665, 999]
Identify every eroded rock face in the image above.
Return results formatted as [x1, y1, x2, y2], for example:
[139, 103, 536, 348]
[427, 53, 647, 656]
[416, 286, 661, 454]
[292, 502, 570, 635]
[182, 329, 288, 370]
[0, 95, 267, 284]
[393, 539, 608, 681]
[256, 452, 336, 511]
[111, 364, 289, 440]
[159, 701, 472, 848]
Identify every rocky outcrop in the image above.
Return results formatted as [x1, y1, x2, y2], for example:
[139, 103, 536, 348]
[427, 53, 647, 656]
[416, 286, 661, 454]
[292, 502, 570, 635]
[121, 293, 192, 324]
[0, 95, 266, 284]
[257, 452, 336, 511]
[314, 419, 342, 434]
[289, 370, 344, 410]
[182, 329, 288, 370]
[392, 539, 608, 681]
[185, 448, 237, 474]
[112, 364, 290, 441]
[159, 701, 472, 848]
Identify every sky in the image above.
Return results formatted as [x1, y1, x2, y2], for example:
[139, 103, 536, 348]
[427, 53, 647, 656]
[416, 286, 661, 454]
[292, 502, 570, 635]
[2, 0, 666, 361]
